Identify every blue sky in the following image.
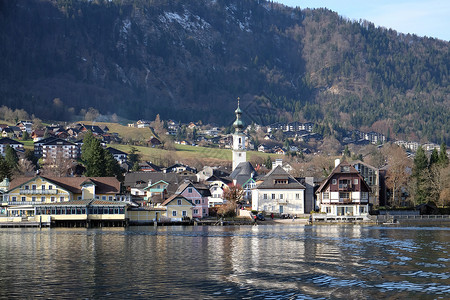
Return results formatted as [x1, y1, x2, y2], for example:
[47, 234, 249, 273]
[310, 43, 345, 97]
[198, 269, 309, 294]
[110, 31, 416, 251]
[277, 0, 450, 41]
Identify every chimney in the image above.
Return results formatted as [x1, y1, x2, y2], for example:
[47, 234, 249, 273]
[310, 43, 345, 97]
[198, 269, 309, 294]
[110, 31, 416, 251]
[335, 159, 341, 168]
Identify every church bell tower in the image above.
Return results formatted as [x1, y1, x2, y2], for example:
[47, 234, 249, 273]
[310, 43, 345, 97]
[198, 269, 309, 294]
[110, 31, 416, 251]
[232, 98, 246, 170]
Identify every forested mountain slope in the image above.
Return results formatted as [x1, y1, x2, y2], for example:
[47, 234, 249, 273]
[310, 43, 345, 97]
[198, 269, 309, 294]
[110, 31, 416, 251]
[0, 0, 448, 143]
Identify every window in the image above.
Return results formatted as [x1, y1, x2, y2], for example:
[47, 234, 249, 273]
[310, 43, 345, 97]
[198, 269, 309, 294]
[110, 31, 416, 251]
[21, 196, 26, 202]
[41, 185, 45, 190]
[295, 194, 300, 200]
[102, 196, 106, 200]
[60, 197, 64, 202]
[263, 194, 267, 200]
[77, 196, 82, 200]
[202, 199, 204, 204]
[332, 179, 337, 185]
[326, 207, 331, 213]
[280, 194, 283, 199]
[12, 196, 16, 202]
[41, 197, 45, 202]
[177, 199, 182, 205]
[339, 192, 350, 200]
[193, 209, 198, 214]
[323, 192, 329, 199]
[32, 185, 36, 190]
[195, 200, 200, 204]
[272, 194, 275, 200]
[354, 179, 359, 185]
[48, 185, 53, 190]
[51, 197, 55, 202]
[203, 209, 206, 214]
[182, 211, 187, 216]
[32, 197, 36, 202]
[25, 185, 30, 190]
[188, 188, 193, 193]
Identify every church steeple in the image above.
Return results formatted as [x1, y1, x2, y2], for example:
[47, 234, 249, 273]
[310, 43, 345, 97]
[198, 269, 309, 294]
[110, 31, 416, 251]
[233, 97, 244, 133]
[232, 97, 246, 171]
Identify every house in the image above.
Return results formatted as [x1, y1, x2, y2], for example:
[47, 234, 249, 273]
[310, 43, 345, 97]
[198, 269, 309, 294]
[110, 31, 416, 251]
[79, 124, 105, 136]
[4, 176, 121, 217]
[34, 136, 59, 157]
[143, 180, 170, 205]
[2, 127, 16, 138]
[164, 163, 197, 175]
[206, 175, 232, 207]
[107, 147, 128, 164]
[176, 182, 210, 218]
[31, 130, 46, 141]
[16, 121, 33, 133]
[316, 160, 371, 217]
[138, 162, 162, 172]
[0, 137, 24, 156]
[351, 160, 383, 207]
[148, 136, 161, 147]
[251, 165, 306, 215]
[41, 138, 79, 161]
[161, 195, 195, 221]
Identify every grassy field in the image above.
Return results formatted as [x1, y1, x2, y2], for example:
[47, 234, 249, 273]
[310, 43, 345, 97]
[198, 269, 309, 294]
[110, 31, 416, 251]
[82, 121, 155, 141]
[8, 120, 281, 167]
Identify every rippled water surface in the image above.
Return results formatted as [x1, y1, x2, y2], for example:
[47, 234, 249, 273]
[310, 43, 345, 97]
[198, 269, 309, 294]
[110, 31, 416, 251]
[0, 225, 449, 299]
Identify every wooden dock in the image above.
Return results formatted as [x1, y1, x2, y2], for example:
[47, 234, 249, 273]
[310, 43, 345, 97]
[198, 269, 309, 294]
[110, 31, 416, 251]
[0, 222, 51, 228]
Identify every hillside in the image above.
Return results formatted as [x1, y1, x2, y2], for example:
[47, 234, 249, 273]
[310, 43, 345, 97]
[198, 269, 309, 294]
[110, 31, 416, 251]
[0, 0, 448, 143]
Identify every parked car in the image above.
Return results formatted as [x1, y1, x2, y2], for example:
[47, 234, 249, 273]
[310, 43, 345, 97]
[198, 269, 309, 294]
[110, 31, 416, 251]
[256, 213, 265, 221]
[281, 213, 291, 219]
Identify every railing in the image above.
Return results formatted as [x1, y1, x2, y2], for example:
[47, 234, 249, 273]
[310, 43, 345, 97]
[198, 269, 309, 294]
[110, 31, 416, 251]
[19, 189, 58, 195]
[396, 215, 450, 219]
[338, 184, 352, 191]
[7, 201, 40, 206]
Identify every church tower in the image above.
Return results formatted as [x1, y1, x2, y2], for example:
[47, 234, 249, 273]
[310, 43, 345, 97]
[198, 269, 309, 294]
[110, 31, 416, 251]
[232, 98, 246, 170]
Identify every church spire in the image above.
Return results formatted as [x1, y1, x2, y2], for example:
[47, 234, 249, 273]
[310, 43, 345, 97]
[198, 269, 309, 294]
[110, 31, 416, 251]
[233, 97, 244, 133]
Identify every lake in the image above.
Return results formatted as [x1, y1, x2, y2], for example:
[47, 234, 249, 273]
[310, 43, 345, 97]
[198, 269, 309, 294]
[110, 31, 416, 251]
[0, 225, 449, 299]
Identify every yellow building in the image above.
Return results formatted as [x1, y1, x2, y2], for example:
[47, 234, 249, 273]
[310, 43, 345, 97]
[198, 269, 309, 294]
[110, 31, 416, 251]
[4, 176, 121, 217]
[161, 195, 195, 221]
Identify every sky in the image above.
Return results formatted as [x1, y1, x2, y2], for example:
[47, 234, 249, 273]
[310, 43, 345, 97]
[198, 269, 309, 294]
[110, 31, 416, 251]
[277, 0, 450, 41]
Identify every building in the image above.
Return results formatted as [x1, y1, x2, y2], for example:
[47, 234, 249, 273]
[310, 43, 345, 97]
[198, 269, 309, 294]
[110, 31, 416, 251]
[107, 147, 128, 164]
[0, 137, 24, 156]
[3, 176, 121, 217]
[161, 195, 195, 221]
[251, 165, 306, 215]
[41, 138, 79, 161]
[316, 160, 371, 217]
[176, 182, 210, 218]
[351, 160, 382, 207]
[232, 99, 246, 170]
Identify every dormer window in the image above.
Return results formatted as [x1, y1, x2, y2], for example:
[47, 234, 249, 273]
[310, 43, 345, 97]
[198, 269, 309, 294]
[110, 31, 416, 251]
[274, 179, 288, 184]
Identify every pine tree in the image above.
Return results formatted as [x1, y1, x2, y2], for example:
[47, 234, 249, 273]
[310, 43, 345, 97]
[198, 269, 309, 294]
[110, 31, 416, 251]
[412, 146, 429, 204]
[0, 156, 12, 181]
[429, 148, 439, 168]
[438, 142, 449, 167]
[4, 145, 19, 171]
[265, 156, 272, 169]
[82, 131, 106, 177]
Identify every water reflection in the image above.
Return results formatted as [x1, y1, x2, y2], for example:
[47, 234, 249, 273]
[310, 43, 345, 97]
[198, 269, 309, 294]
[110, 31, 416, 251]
[0, 226, 449, 299]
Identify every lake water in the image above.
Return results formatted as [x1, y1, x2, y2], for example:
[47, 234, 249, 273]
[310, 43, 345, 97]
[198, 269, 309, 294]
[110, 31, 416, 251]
[0, 225, 449, 299]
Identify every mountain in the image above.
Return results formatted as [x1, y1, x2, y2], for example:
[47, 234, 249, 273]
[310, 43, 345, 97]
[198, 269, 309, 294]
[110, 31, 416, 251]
[0, 0, 449, 143]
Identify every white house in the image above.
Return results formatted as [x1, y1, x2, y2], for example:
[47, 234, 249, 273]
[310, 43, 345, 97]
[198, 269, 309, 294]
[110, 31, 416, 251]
[252, 166, 306, 215]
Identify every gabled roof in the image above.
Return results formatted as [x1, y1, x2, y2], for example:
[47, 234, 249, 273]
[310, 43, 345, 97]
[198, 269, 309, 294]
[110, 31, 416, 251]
[124, 172, 197, 194]
[42, 138, 76, 146]
[107, 147, 128, 155]
[255, 166, 305, 190]
[161, 194, 194, 206]
[8, 176, 120, 195]
[0, 137, 23, 145]
[316, 161, 371, 193]
[230, 162, 256, 179]
[34, 136, 59, 145]
[144, 180, 169, 190]
[205, 175, 232, 185]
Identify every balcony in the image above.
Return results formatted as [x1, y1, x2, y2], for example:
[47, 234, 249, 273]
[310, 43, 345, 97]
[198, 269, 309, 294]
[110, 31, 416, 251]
[338, 184, 352, 191]
[20, 189, 58, 195]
